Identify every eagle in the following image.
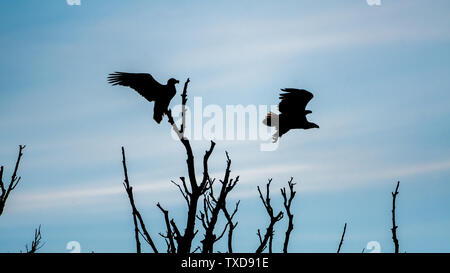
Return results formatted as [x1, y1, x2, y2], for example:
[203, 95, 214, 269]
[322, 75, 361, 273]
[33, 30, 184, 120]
[263, 88, 319, 142]
[107, 72, 179, 123]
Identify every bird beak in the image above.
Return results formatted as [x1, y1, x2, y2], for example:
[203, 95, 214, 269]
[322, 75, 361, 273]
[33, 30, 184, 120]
[175, 80, 180, 84]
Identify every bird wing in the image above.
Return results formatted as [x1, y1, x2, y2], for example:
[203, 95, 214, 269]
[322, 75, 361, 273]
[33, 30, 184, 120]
[107, 72, 163, 102]
[278, 88, 314, 115]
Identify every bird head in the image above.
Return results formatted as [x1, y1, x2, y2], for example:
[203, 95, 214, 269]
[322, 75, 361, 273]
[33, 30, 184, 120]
[168, 78, 179, 85]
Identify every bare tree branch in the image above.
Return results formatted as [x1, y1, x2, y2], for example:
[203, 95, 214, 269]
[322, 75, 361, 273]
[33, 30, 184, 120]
[214, 220, 230, 243]
[165, 79, 225, 253]
[157, 203, 176, 253]
[180, 78, 190, 135]
[200, 151, 239, 253]
[202, 152, 239, 253]
[121, 147, 158, 253]
[392, 181, 400, 253]
[133, 212, 142, 253]
[0, 145, 25, 216]
[256, 179, 284, 253]
[171, 180, 190, 207]
[222, 200, 240, 253]
[281, 177, 296, 253]
[170, 219, 182, 242]
[337, 223, 347, 253]
[256, 229, 267, 253]
[25, 225, 43, 253]
[179, 177, 191, 197]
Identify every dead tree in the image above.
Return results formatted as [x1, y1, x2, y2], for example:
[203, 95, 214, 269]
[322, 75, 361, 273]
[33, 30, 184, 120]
[119, 78, 299, 253]
[121, 78, 241, 253]
[0, 145, 25, 216]
[163, 78, 219, 253]
[391, 181, 400, 253]
[256, 179, 284, 253]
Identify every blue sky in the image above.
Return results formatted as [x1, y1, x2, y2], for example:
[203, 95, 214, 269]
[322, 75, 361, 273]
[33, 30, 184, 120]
[1, 0, 450, 253]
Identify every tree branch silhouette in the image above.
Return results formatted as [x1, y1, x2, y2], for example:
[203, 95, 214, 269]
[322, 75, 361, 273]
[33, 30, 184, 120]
[121, 146, 158, 253]
[166, 78, 221, 253]
[199, 152, 239, 253]
[171, 178, 190, 207]
[1, 146, 45, 253]
[281, 177, 296, 253]
[157, 202, 176, 253]
[25, 225, 43, 253]
[0, 145, 25, 216]
[391, 181, 400, 253]
[180, 78, 190, 135]
[256, 179, 284, 253]
[337, 222, 347, 253]
[222, 200, 240, 253]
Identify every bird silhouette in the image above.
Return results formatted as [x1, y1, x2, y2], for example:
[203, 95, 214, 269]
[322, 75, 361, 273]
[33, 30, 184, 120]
[263, 88, 319, 142]
[108, 72, 179, 123]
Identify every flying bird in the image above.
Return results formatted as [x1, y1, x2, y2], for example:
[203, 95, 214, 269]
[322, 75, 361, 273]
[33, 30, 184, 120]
[107, 72, 179, 123]
[263, 88, 319, 142]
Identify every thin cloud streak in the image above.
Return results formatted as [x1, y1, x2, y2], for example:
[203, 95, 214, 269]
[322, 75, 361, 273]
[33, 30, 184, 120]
[8, 158, 450, 213]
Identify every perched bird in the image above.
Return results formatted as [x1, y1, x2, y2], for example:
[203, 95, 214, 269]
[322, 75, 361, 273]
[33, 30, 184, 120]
[263, 88, 319, 142]
[108, 72, 179, 123]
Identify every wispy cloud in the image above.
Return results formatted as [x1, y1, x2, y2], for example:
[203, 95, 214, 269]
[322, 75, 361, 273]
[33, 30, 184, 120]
[7, 158, 450, 213]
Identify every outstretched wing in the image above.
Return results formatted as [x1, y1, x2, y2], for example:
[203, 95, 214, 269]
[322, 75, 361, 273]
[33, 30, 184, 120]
[107, 72, 163, 102]
[278, 88, 313, 115]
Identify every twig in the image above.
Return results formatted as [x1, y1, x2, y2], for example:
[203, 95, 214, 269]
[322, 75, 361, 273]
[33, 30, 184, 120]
[392, 181, 400, 253]
[337, 223, 347, 253]
[171, 180, 190, 207]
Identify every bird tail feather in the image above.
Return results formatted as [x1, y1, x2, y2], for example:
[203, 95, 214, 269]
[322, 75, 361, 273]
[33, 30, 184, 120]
[263, 112, 281, 143]
[263, 112, 279, 127]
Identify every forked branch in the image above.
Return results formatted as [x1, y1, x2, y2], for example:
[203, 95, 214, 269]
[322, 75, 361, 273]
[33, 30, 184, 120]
[166, 78, 219, 253]
[222, 200, 240, 253]
[0, 145, 26, 216]
[200, 152, 239, 253]
[256, 179, 284, 253]
[157, 203, 177, 253]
